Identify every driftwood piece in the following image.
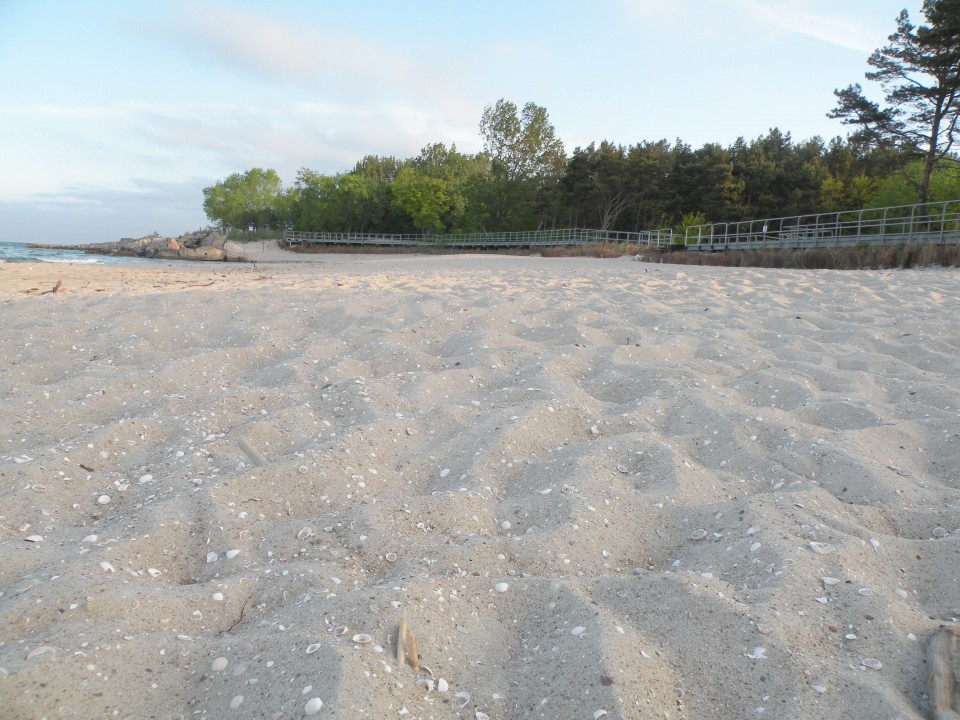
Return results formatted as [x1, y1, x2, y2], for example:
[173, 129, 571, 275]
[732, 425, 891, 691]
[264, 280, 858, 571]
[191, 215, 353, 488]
[397, 617, 407, 667]
[410, 632, 420, 670]
[236, 438, 267, 467]
[928, 626, 960, 720]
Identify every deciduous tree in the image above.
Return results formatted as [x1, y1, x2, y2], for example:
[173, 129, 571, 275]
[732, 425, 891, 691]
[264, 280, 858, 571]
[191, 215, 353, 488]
[202, 168, 282, 231]
[479, 99, 565, 229]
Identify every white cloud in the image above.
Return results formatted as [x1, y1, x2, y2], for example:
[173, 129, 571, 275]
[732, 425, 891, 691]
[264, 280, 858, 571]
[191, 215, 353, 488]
[166, 4, 469, 109]
[722, 0, 897, 54]
[0, 98, 482, 204]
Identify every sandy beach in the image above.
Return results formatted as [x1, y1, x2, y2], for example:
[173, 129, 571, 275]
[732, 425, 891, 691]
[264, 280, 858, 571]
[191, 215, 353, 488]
[1, 249, 959, 719]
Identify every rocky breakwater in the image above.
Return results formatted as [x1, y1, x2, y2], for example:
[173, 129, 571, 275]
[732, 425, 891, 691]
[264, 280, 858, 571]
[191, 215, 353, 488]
[32, 231, 245, 261]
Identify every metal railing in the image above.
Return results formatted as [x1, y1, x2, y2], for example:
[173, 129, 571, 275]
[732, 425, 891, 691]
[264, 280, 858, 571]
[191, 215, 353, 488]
[681, 199, 960, 251]
[283, 227, 675, 248]
[282, 199, 960, 252]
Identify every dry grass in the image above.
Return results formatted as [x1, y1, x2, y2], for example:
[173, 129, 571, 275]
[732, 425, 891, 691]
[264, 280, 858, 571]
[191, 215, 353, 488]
[635, 242, 960, 270]
[284, 241, 637, 258]
[282, 239, 960, 269]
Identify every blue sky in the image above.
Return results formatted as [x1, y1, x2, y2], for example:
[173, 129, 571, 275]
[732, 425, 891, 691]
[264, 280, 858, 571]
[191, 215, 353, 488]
[1, 0, 923, 244]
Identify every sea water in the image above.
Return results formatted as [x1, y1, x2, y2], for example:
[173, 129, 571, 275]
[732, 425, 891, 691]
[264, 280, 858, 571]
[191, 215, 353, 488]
[0, 241, 158, 265]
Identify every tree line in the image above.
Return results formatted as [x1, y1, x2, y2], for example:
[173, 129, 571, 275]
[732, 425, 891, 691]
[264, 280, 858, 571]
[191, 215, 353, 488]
[203, 1, 960, 236]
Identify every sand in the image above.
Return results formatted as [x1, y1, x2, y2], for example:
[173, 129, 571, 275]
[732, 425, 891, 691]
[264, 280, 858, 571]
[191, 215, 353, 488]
[1, 249, 959, 720]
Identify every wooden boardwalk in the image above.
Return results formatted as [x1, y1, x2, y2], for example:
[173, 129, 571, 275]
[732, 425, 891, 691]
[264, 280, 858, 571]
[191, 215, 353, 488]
[283, 199, 960, 252]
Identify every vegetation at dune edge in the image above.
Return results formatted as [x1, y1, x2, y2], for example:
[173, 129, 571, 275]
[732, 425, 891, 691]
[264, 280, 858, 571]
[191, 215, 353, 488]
[201, 1, 960, 271]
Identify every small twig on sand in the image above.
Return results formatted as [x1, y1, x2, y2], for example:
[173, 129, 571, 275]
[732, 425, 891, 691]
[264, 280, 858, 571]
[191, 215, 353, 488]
[237, 438, 267, 467]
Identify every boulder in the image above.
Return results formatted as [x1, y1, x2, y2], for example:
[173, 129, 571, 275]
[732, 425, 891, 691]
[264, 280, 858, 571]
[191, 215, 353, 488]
[68, 230, 234, 262]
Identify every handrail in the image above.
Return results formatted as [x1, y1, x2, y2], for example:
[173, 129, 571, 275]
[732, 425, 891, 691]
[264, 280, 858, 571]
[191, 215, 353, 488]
[282, 199, 960, 251]
[681, 199, 960, 250]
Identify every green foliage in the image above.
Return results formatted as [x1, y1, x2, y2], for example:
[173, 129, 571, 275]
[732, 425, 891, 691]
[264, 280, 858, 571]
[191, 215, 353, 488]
[675, 211, 708, 236]
[829, 0, 960, 204]
[201, 96, 956, 240]
[392, 165, 449, 233]
[871, 159, 960, 207]
[479, 99, 565, 229]
[202, 168, 282, 231]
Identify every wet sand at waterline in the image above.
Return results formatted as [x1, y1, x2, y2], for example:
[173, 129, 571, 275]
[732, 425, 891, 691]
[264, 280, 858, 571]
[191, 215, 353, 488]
[1, 252, 959, 719]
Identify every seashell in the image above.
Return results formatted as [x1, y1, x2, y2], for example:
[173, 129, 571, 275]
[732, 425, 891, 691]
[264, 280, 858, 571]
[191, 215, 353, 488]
[749, 542, 762, 552]
[97, 495, 111, 505]
[437, 678, 449, 692]
[27, 646, 56, 660]
[476, 712, 490, 720]
[494, 582, 509, 593]
[384, 552, 397, 562]
[416, 678, 435, 692]
[304, 698, 324, 715]
[24, 535, 44, 543]
[869, 538, 880, 551]
[746, 647, 767, 659]
[206, 552, 218, 564]
[333, 626, 349, 636]
[82, 534, 98, 543]
[821, 576, 841, 586]
[616, 464, 628, 474]
[689, 529, 707, 540]
[147, 568, 162, 577]
[298, 466, 308, 474]
[138, 474, 153, 484]
[809, 542, 835, 555]
[352, 633, 372, 644]
[305, 643, 322, 654]
[594, 711, 609, 719]
[933, 526, 947, 538]
[31, 484, 47, 493]
[212, 592, 224, 601]
[230, 695, 244, 709]
[297, 527, 313, 540]
[211, 657, 228, 672]
[895, 588, 909, 599]
[99, 561, 115, 573]
[455, 691, 471, 708]
[500, 520, 512, 530]
[862, 658, 882, 670]
[858, 588, 874, 596]
[225, 549, 240, 559]
[571, 626, 586, 636]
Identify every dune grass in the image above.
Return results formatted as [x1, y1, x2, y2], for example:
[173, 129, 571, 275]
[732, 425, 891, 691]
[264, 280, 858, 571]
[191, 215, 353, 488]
[283, 239, 960, 269]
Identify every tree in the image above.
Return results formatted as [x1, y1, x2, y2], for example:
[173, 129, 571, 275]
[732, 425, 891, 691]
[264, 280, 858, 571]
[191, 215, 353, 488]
[392, 165, 449, 233]
[202, 168, 282, 231]
[829, 0, 960, 206]
[479, 99, 566, 229]
[413, 143, 491, 232]
[287, 168, 341, 231]
[562, 142, 632, 230]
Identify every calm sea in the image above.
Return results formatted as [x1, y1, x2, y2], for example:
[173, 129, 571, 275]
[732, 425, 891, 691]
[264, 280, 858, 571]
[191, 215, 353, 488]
[0, 241, 159, 265]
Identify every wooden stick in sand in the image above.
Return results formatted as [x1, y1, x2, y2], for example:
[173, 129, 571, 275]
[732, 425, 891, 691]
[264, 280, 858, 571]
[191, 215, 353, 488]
[928, 625, 960, 720]
[409, 633, 419, 670]
[237, 438, 267, 467]
[397, 618, 407, 667]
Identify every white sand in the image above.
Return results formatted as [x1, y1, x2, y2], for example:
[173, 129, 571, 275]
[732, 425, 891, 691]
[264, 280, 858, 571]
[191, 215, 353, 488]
[1, 252, 958, 719]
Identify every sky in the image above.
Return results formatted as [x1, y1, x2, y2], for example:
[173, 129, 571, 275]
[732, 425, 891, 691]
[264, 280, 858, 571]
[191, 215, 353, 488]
[0, 0, 925, 245]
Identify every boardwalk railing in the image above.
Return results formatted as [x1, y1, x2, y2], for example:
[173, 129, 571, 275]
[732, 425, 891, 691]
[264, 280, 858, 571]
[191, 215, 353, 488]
[681, 199, 960, 250]
[283, 227, 676, 248]
[282, 199, 960, 252]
